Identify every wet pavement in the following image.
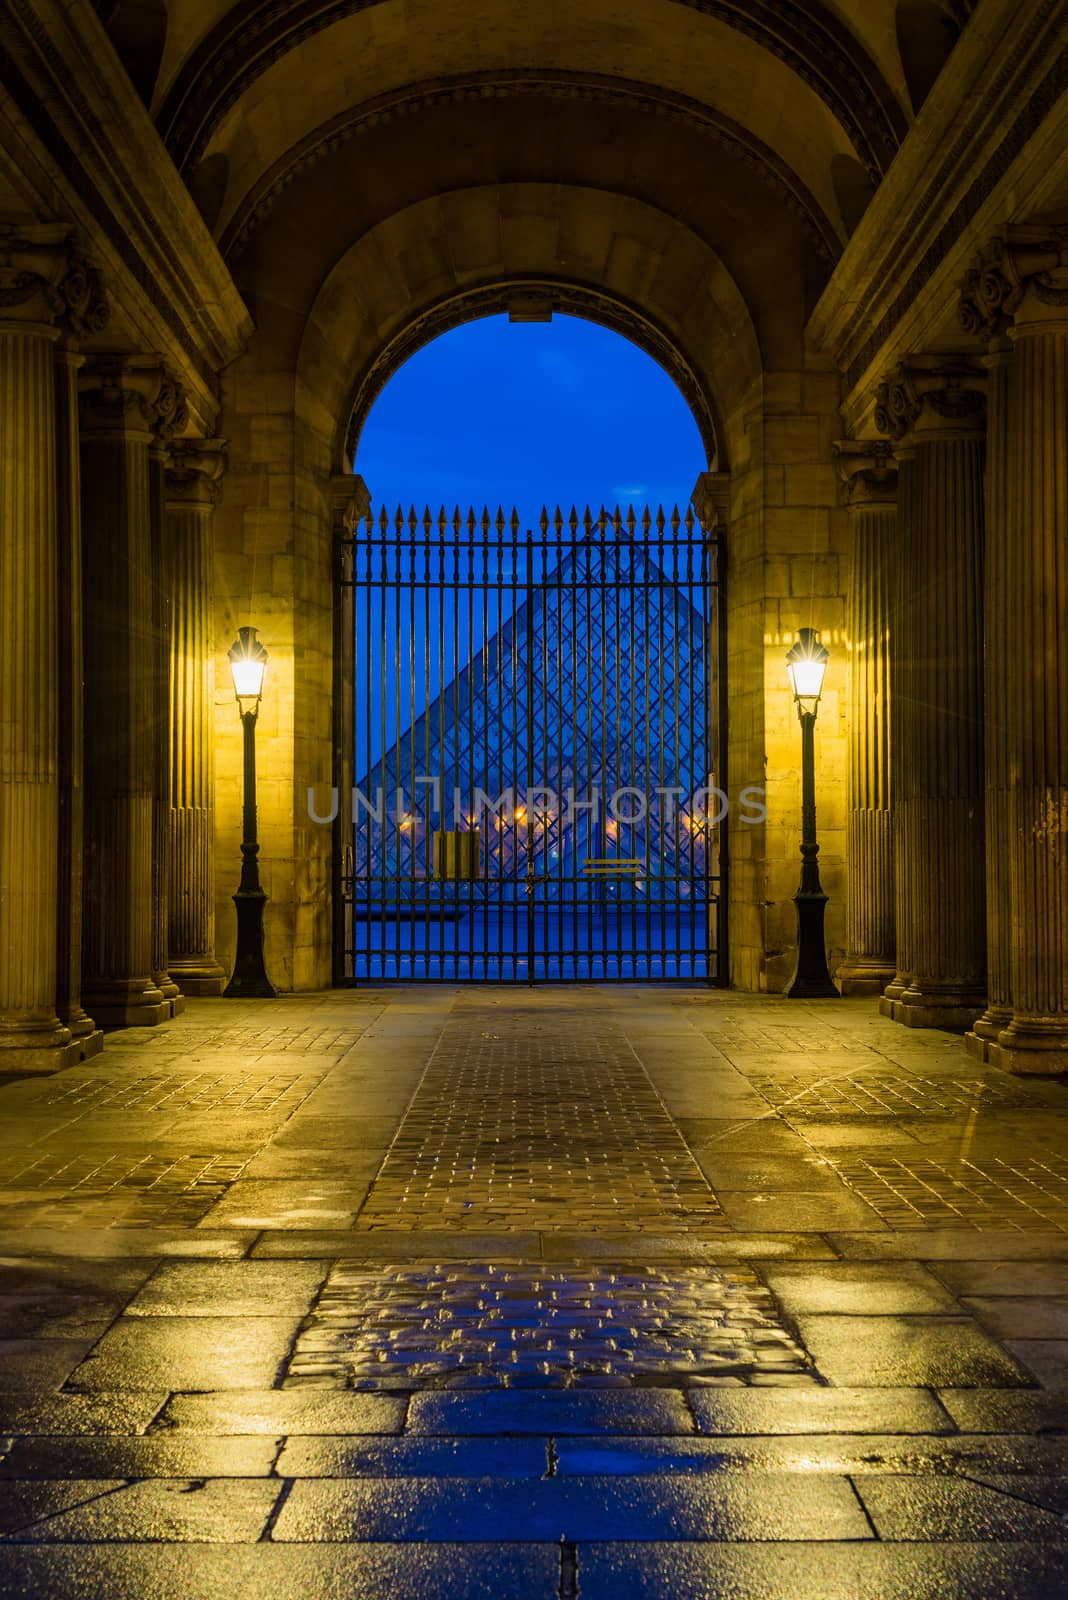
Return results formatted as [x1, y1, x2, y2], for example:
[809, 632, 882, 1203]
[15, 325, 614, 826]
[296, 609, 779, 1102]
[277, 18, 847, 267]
[1, 988, 1067, 1596]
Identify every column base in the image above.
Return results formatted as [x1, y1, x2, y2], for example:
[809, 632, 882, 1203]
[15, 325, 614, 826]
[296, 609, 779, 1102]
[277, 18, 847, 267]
[62, 1006, 99, 1041]
[988, 1019, 1068, 1078]
[895, 983, 986, 1032]
[965, 1004, 1014, 1063]
[167, 957, 227, 997]
[0, 1029, 102, 1074]
[82, 980, 170, 1029]
[151, 973, 185, 1018]
[879, 974, 908, 1016]
[837, 958, 896, 997]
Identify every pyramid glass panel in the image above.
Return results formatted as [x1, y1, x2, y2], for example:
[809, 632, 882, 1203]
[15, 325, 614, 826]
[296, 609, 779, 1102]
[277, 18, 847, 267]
[341, 506, 723, 981]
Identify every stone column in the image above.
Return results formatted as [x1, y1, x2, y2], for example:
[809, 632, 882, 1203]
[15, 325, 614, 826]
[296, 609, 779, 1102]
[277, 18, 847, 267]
[874, 358, 987, 1029]
[147, 383, 189, 1017]
[958, 266, 1016, 1058]
[834, 441, 897, 996]
[79, 355, 172, 1028]
[165, 438, 228, 994]
[0, 225, 75, 1068]
[981, 227, 1068, 1074]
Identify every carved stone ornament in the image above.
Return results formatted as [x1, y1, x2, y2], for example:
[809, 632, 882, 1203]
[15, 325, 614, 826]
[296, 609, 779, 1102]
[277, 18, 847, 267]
[165, 437, 227, 506]
[691, 470, 729, 532]
[330, 472, 373, 536]
[0, 223, 109, 336]
[958, 225, 1068, 338]
[833, 438, 898, 504]
[873, 357, 985, 442]
[79, 353, 187, 436]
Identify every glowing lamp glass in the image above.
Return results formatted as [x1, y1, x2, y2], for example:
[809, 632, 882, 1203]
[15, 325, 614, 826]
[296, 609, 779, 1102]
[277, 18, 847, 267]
[787, 658, 826, 701]
[231, 658, 266, 699]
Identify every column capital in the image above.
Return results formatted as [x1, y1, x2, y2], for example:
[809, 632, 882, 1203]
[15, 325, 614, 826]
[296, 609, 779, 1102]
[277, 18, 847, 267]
[959, 225, 1068, 339]
[873, 356, 986, 445]
[79, 354, 187, 442]
[330, 473, 372, 535]
[833, 439, 898, 506]
[691, 469, 729, 532]
[0, 223, 108, 339]
[166, 437, 227, 507]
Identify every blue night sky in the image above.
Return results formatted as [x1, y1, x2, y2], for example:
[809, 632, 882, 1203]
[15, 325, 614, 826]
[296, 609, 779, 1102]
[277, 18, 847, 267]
[355, 314, 707, 527]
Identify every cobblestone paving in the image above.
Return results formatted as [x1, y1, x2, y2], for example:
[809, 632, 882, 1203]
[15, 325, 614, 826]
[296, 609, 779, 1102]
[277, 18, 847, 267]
[27, 1071, 324, 1114]
[357, 1010, 728, 1233]
[284, 1261, 814, 1389]
[827, 1150, 1068, 1230]
[0, 1152, 248, 1225]
[1, 991, 1068, 1595]
[751, 1072, 1033, 1118]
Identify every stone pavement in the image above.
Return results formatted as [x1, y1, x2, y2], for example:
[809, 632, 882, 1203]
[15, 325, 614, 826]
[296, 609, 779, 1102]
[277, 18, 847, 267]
[0, 987, 1067, 1597]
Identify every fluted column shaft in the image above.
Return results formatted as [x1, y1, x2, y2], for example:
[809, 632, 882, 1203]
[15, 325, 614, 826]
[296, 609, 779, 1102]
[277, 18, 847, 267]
[54, 346, 101, 1054]
[79, 357, 171, 1028]
[992, 308, 1068, 1073]
[882, 454, 920, 1011]
[835, 444, 897, 994]
[873, 356, 988, 1029]
[897, 433, 987, 1025]
[149, 441, 182, 1013]
[166, 441, 227, 993]
[0, 317, 70, 1059]
[969, 339, 1015, 1054]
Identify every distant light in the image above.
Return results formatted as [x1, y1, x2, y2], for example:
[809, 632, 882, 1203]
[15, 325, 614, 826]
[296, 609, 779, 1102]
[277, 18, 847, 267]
[227, 627, 267, 713]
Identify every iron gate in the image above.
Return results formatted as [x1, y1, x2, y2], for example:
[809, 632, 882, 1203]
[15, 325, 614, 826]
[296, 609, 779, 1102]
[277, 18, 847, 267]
[335, 503, 725, 982]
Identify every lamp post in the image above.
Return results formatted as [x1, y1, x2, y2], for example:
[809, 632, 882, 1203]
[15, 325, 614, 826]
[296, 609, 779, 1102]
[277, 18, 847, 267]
[224, 627, 276, 998]
[785, 628, 839, 999]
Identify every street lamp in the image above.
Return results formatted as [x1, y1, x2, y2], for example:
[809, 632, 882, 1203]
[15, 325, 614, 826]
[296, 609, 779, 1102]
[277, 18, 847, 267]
[785, 628, 839, 999]
[224, 626, 276, 998]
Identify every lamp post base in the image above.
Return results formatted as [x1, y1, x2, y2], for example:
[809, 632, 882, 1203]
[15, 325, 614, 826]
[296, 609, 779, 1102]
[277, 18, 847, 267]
[224, 889, 276, 999]
[786, 890, 839, 999]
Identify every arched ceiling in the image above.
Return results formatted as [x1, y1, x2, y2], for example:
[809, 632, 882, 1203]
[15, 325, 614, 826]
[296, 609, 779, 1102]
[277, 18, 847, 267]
[154, 0, 912, 183]
[229, 85, 834, 372]
[149, 0, 926, 258]
[291, 185, 763, 470]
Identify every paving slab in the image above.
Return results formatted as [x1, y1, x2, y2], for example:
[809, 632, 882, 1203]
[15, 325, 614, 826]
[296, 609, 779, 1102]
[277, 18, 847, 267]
[962, 1297, 1068, 1339]
[716, 1192, 886, 1231]
[0, 1481, 127, 1537]
[932, 1261, 1068, 1296]
[688, 1386, 954, 1435]
[551, 1432, 1068, 1476]
[271, 1473, 872, 1542]
[125, 1261, 328, 1317]
[576, 1541, 1068, 1599]
[0, 1390, 168, 1435]
[0, 1544, 561, 1600]
[762, 1261, 960, 1315]
[197, 1182, 361, 1230]
[539, 1233, 838, 1260]
[408, 1391, 694, 1436]
[796, 1315, 1030, 1388]
[150, 1389, 406, 1435]
[938, 1388, 1068, 1433]
[68, 1317, 303, 1391]
[251, 1231, 543, 1259]
[0, 1435, 279, 1478]
[276, 1436, 548, 1477]
[855, 1474, 1068, 1540]
[0, 1340, 96, 1391]
[832, 1232, 1068, 1261]
[1, 1478, 280, 1542]
[1003, 1339, 1068, 1387]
